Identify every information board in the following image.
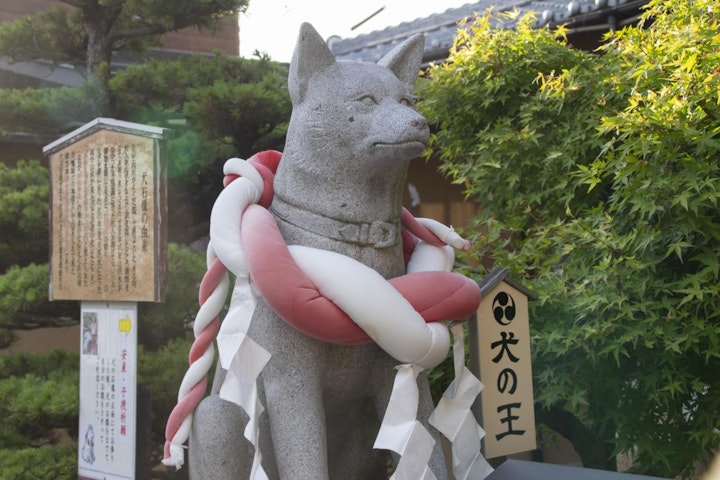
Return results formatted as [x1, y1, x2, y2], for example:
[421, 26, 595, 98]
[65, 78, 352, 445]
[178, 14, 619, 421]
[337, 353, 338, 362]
[78, 302, 137, 480]
[44, 118, 167, 302]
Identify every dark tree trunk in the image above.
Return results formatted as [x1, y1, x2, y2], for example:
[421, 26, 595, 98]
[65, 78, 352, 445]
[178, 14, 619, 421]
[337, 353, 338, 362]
[85, 26, 113, 80]
[535, 404, 618, 472]
[81, 0, 123, 114]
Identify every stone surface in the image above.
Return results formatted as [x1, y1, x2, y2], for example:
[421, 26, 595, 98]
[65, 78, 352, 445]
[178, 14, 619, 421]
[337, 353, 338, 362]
[189, 23, 447, 479]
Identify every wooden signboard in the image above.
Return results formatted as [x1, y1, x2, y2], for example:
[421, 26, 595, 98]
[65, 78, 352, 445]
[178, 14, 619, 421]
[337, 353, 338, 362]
[44, 118, 167, 302]
[470, 268, 537, 459]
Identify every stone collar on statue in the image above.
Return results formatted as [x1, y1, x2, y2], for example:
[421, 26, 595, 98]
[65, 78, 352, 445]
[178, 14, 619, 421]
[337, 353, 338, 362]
[269, 194, 399, 249]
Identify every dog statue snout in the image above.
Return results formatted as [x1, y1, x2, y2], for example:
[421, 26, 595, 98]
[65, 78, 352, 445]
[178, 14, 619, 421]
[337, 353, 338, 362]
[412, 117, 427, 129]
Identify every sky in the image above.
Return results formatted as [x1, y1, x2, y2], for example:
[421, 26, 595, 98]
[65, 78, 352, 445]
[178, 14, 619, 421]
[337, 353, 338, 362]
[239, 0, 472, 62]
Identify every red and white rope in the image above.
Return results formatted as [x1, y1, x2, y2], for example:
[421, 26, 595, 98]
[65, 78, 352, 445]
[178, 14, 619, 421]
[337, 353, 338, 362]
[163, 151, 488, 478]
[162, 249, 228, 468]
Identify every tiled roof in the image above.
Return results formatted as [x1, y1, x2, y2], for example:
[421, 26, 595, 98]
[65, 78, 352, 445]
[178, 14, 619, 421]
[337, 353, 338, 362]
[329, 0, 648, 63]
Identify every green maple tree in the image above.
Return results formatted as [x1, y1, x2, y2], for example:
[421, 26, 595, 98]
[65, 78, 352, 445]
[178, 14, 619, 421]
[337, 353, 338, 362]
[418, 2, 720, 477]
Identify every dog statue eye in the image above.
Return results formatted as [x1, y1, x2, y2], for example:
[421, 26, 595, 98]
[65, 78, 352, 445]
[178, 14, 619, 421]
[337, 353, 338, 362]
[400, 96, 416, 107]
[357, 95, 377, 106]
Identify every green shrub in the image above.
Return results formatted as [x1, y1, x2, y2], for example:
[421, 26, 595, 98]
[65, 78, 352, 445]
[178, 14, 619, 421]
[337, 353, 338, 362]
[0, 444, 77, 480]
[0, 354, 78, 448]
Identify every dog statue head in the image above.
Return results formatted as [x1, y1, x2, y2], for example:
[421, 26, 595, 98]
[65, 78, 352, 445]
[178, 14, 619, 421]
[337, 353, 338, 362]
[273, 23, 429, 229]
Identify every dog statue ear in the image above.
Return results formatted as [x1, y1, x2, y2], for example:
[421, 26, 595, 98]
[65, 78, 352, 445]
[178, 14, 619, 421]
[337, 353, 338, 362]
[289, 23, 336, 104]
[377, 33, 425, 90]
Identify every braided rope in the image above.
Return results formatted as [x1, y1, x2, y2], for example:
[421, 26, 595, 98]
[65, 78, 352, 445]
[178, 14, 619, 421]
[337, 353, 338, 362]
[162, 251, 228, 468]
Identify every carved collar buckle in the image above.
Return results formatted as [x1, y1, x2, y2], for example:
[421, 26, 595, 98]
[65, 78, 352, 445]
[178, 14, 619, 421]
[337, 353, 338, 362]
[338, 221, 398, 248]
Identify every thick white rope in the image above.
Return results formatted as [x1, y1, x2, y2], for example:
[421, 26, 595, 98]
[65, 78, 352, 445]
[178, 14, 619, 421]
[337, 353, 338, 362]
[289, 245, 451, 369]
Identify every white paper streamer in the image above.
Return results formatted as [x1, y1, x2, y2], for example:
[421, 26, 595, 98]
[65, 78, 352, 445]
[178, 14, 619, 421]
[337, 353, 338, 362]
[212, 159, 272, 480]
[218, 321, 271, 480]
[374, 364, 437, 480]
[217, 276, 257, 370]
[429, 324, 493, 480]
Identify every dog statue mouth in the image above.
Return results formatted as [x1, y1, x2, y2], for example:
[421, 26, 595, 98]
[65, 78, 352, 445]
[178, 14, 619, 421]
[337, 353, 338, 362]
[371, 140, 428, 156]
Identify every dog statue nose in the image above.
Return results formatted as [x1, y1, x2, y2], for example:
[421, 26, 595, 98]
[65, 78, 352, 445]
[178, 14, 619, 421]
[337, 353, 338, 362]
[411, 117, 428, 130]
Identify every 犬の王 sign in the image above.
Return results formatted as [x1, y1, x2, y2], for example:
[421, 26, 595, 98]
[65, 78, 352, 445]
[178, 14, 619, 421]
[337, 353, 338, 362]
[472, 268, 537, 459]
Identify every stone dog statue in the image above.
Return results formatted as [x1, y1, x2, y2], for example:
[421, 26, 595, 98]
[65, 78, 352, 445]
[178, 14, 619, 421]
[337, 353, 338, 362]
[164, 23, 483, 480]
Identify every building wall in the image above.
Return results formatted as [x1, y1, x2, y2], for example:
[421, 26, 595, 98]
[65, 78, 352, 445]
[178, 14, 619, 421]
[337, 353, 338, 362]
[0, 0, 58, 22]
[161, 19, 239, 56]
[0, 0, 239, 56]
[405, 157, 478, 234]
[0, 325, 79, 356]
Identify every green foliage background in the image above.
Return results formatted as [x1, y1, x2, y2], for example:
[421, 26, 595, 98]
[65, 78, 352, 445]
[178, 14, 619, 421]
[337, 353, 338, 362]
[418, 1, 720, 477]
[0, 161, 49, 272]
[0, 0, 250, 78]
[110, 54, 290, 242]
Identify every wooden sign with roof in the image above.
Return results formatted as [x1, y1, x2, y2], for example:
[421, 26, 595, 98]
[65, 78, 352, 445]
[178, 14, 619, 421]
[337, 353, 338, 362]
[469, 267, 538, 459]
[44, 118, 168, 302]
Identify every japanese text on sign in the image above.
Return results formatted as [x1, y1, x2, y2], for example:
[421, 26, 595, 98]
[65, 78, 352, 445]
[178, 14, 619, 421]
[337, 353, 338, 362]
[78, 303, 137, 480]
[45, 119, 167, 302]
[477, 283, 536, 458]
